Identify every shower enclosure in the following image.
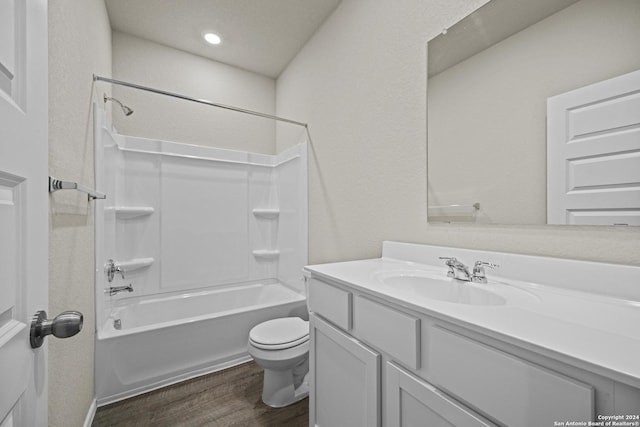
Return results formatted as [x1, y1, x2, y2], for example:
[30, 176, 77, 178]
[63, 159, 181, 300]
[93, 84, 308, 404]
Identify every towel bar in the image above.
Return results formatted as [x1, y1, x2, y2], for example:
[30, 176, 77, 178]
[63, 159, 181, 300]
[49, 176, 106, 200]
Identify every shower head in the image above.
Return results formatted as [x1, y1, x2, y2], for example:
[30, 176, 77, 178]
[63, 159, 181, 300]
[103, 94, 134, 116]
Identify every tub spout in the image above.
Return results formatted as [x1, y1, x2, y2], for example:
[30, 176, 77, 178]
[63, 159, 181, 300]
[106, 284, 133, 296]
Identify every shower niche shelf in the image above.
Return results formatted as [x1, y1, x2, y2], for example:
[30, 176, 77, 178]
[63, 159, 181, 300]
[252, 208, 280, 219]
[106, 206, 155, 219]
[252, 249, 280, 260]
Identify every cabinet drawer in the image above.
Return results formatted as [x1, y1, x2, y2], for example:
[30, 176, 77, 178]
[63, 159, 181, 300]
[354, 296, 420, 369]
[386, 362, 496, 427]
[308, 278, 352, 330]
[430, 327, 594, 427]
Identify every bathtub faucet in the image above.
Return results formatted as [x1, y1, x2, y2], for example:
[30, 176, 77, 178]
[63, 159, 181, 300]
[105, 259, 125, 282]
[106, 284, 133, 296]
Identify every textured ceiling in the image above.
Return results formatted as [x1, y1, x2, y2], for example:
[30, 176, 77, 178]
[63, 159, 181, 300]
[104, 0, 342, 78]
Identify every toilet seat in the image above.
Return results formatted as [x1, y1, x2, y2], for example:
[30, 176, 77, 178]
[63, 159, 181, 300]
[249, 317, 309, 350]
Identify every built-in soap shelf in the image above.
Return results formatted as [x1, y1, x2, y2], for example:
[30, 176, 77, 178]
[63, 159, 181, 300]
[252, 249, 280, 260]
[252, 208, 280, 219]
[106, 206, 155, 219]
[115, 257, 154, 273]
[252, 209, 280, 261]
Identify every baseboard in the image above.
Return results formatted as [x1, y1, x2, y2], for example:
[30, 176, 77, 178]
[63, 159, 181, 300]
[83, 398, 97, 427]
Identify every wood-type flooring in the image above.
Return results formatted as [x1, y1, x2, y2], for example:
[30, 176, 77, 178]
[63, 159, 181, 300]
[92, 361, 308, 427]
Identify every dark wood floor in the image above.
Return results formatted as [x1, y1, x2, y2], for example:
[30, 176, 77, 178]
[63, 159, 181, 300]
[92, 361, 309, 427]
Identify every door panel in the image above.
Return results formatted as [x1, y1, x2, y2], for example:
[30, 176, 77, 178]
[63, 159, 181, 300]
[547, 69, 640, 225]
[0, 0, 49, 425]
[0, 176, 30, 420]
[0, 0, 17, 96]
[0, 0, 25, 107]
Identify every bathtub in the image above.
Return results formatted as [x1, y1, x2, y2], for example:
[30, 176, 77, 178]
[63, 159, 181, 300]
[95, 281, 307, 405]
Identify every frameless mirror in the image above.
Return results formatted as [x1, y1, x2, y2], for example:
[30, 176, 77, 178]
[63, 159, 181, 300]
[427, 0, 640, 225]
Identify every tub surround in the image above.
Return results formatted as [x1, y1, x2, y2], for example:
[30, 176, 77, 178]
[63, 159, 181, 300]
[95, 106, 307, 300]
[305, 241, 640, 425]
[93, 107, 309, 405]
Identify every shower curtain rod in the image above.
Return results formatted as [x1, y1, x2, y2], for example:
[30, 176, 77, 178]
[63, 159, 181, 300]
[93, 75, 308, 128]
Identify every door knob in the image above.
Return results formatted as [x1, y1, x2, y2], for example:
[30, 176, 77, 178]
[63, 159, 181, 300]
[30, 310, 83, 349]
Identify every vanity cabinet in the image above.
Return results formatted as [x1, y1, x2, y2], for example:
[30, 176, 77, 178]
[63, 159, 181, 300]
[307, 276, 639, 427]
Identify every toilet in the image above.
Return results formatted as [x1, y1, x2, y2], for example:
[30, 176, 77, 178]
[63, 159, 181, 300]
[248, 316, 310, 407]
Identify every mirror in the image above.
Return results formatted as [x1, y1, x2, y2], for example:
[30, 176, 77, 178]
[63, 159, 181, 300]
[427, 0, 640, 225]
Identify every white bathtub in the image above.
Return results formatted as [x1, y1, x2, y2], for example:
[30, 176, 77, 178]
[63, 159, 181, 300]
[95, 281, 306, 405]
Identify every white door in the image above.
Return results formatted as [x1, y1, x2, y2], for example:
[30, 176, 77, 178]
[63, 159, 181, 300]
[0, 1, 49, 426]
[547, 69, 640, 225]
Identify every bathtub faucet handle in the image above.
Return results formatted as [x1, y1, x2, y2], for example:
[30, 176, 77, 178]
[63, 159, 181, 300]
[105, 259, 125, 282]
[106, 284, 134, 296]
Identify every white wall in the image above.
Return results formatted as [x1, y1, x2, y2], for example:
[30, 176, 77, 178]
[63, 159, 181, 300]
[428, 0, 640, 224]
[48, 0, 112, 425]
[277, 0, 640, 266]
[112, 31, 277, 154]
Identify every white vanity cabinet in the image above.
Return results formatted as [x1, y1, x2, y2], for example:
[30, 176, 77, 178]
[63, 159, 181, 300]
[308, 277, 497, 427]
[307, 276, 640, 427]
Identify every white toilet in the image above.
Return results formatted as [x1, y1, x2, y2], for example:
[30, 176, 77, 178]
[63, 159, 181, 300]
[248, 316, 310, 407]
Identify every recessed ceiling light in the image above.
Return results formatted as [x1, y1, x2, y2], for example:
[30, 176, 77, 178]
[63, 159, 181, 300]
[204, 33, 222, 45]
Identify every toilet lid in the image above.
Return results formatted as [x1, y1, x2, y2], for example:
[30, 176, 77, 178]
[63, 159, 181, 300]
[249, 317, 309, 349]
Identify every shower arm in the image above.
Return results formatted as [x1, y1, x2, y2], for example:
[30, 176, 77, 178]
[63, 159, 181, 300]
[93, 75, 308, 128]
[104, 94, 134, 116]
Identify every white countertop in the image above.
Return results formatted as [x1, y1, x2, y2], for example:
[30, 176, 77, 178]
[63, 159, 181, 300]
[304, 243, 640, 389]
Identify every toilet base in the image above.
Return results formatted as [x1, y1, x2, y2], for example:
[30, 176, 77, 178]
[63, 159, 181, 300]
[261, 360, 309, 408]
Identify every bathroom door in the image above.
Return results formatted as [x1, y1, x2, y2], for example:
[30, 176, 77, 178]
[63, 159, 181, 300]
[0, 1, 49, 426]
[547, 69, 640, 225]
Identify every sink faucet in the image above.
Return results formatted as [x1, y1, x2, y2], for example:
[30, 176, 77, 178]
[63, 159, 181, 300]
[439, 257, 472, 282]
[471, 261, 499, 284]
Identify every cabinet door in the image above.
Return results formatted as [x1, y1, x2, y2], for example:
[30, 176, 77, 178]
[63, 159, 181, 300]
[310, 313, 381, 427]
[386, 362, 496, 427]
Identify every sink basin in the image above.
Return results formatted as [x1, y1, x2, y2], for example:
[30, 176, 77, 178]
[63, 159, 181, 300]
[380, 273, 507, 306]
[372, 269, 541, 306]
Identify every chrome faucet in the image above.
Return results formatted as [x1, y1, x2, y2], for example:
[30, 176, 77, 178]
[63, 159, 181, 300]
[439, 257, 472, 281]
[106, 284, 133, 296]
[105, 259, 125, 283]
[471, 261, 499, 284]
